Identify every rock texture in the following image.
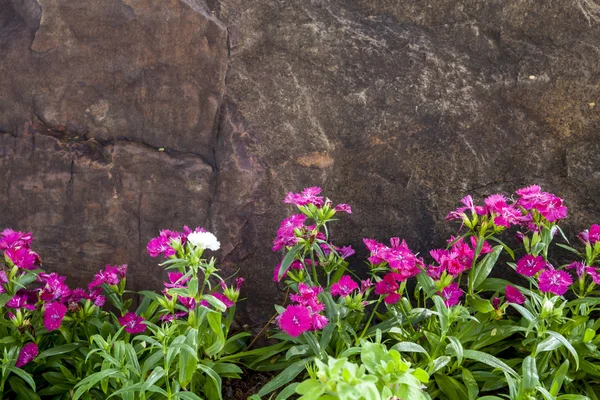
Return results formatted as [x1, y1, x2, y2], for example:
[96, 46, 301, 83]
[1, 0, 600, 325]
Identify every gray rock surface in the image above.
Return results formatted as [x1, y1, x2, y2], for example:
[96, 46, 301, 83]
[1, 0, 600, 326]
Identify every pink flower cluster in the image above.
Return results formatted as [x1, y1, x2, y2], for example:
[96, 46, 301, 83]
[1, 231, 113, 338]
[446, 186, 568, 229]
[147, 226, 207, 258]
[278, 283, 328, 337]
[1, 229, 41, 270]
[514, 254, 573, 296]
[364, 238, 424, 304]
[427, 237, 492, 279]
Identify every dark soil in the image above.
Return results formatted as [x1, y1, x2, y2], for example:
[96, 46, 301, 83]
[223, 369, 275, 400]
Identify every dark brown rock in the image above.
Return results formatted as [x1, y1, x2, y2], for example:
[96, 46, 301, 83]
[1, 0, 600, 326]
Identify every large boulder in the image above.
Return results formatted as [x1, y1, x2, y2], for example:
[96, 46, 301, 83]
[1, 0, 600, 325]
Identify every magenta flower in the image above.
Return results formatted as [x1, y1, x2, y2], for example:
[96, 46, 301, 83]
[505, 285, 526, 304]
[334, 204, 352, 214]
[516, 255, 546, 277]
[119, 312, 146, 334]
[39, 273, 71, 303]
[586, 267, 600, 284]
[68, 288, 88, 303]
[147, 230, 182, 258]
[516, 186, 568, 222]
[0, 269, 8, 294]
[88, 265, 122, 290]
[538, 270, 573, 296]
[88, 288, 106, 307]
[272, 214, 306, 252]
[284, 187, 324, 207]
[538, 195, 568, 222]
[5, 247, 39, 270]
[290, 283, 323, 305]
[179, 296, 197, 310]
[164, 272, 190, 288]
[44, 302, 67, 331]
[159, 312, 187, 322]
[484, 194, 509, 213]
[7, 291, 37, 311]
[566, 261, 587, 279]
[384, 292, 401, 305]
[374, 274, 399, 295]
[277, 305, 312, 337]
[16, 342, 38, 368]
[338, 245, 355, 259]
[331, 276, 359, 297]
[0, 229, 33, 250]
[360, 279, 372, 293]
[383, 245, 416, 272]
[311, 313, 329, 330]
[440, 283, 463, 307]
[363, 239, 388, 264]
[578, 224, 600, 245]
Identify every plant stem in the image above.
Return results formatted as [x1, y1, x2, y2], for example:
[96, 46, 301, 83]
[359, 297, 382, 340]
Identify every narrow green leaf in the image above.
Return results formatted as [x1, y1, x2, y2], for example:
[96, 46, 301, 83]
[278, 245, 303, 281]
[257, 359, 309, 397]
[7, 366, 36, 392]
[522, 356, 540, 392]
[473, 245, 503, 290]
[463, 349, 518, 378]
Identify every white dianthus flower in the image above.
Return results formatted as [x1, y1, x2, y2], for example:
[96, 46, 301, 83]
[187, 231, 220, 251]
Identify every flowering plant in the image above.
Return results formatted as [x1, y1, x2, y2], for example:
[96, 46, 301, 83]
[0, 226, 247, 400]
[256, 186, 600, 399]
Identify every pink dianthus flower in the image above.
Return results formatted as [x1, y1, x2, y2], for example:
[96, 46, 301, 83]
[119, 312, 146, 334]
[16, 342, 38, 368]
[44, 302, 67, 331]
[277, 305, 312, 337]
[538, 270, 572, 296]
[330, 275, 359, 297]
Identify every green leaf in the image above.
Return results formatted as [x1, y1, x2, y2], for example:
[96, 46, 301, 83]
[7, 366, 36, 392]
[473, 245, 503, 290]
[550, 360, 569, 396]
[462, 368, 479, 400]
[446, 336, 463, 366]
[466, 294, 495, 313]
[429, 356, 451, 374]
[463, 349, 518, 378]
[72, 369, 124, 400]
[203, 294, 227, 313]
[276, 382, 300, 400]
[303, 331, 323, 359]
[257, 359, 309, 397]
[179, 329, 199, 387]
[522, 356, 539, 392]
[545, 331, 579, 370]
[278, 244, 303, 281]
[174, 392, 203, 400]
[36, 343, 83, 360]
[391, 342, 429, 355]
[188, 277, 199, 297]
[197, 363, 223, 400]
[435, 374, 467, 400]
[8, 377, 40, 400]
[510, 303, 537, 326]
[206, 312, 226, 357]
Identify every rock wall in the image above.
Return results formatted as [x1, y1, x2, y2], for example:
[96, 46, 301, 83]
[1, 0, 600, 326]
